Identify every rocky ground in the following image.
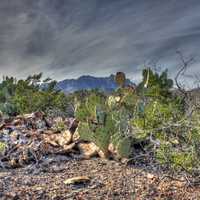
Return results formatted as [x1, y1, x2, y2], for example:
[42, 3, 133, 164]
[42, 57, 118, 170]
[1, 157, 200, 200]
[1, 112, 200, 199]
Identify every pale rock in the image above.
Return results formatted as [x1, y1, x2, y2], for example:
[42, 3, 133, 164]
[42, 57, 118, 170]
[108, 143, 118, 157]
[97, 149, 108, 159]
[44, 134, 58, 147]
[59, 130, 72, 146]
[63, 142, 76, 152]
[23, 113, 34, 119]
[63, 176, 90, 185]
[77, 142, 99, 158]
[72, 129, 80, 142]
[44, 130, 72, 147]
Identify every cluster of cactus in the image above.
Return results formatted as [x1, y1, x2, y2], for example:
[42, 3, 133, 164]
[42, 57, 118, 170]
[76, 94, 113, 156]
[75, 73, 141, 158]
[76, 92, 136, 158]
[75, 72, 155, 158]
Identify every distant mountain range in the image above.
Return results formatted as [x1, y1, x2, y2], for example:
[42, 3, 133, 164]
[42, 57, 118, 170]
[57, 75, 134, 93]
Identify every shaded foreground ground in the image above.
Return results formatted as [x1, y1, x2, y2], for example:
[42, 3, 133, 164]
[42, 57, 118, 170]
[0, 112, 200, 199]
[1, 157, 200, 200]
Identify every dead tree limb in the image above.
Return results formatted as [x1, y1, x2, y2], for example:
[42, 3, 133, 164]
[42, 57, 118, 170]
[175, 51, 195, 117]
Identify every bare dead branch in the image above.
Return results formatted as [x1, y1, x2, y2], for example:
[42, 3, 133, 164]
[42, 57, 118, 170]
[175, 51, 195, 117]
[175, 50, 194, 94]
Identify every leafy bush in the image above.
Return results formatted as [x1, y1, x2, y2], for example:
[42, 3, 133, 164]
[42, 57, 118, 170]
[137, 68, 173, 99]
[0, 73, 73, 116]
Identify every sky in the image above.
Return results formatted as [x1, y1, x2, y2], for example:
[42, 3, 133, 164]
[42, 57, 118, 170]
[0, 0, 200, 86]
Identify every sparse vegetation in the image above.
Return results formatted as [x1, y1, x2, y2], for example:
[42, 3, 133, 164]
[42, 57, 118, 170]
[1, 67, 200, 191]
[73, 68, 200, 172]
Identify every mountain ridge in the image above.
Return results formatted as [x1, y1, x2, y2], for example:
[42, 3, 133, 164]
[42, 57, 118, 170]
[57, 74, 134, 93]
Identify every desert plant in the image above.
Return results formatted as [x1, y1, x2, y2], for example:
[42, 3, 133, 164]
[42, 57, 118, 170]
[76, 81, 141, 158]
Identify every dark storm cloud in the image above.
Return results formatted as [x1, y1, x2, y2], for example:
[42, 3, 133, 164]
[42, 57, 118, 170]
[0, 0, 200, 84]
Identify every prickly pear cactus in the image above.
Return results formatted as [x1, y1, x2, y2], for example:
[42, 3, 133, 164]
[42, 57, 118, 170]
[78, 122, 92, 142]
[75, 94, 106, 122]
[76, 90, 140, 159]
[78, 112, 114, 155]
[76, 93, 113, 155]
[93, 126, 111, 153]
[116, 137, 132, 158]
[96, 105, 107, 125]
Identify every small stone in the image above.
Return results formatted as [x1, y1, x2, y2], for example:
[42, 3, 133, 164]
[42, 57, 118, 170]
[63, 176, 90, 185]
[147, 173, 155, 180]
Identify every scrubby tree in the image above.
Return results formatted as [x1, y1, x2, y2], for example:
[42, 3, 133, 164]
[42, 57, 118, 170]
[0, 73, 73, 116]
[137, 68, 173, 99]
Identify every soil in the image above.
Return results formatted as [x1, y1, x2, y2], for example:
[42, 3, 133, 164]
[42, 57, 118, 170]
[1, 157, 200, 200]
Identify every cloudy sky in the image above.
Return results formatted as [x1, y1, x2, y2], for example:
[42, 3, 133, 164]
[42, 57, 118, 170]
[0, 0, 200, 84]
